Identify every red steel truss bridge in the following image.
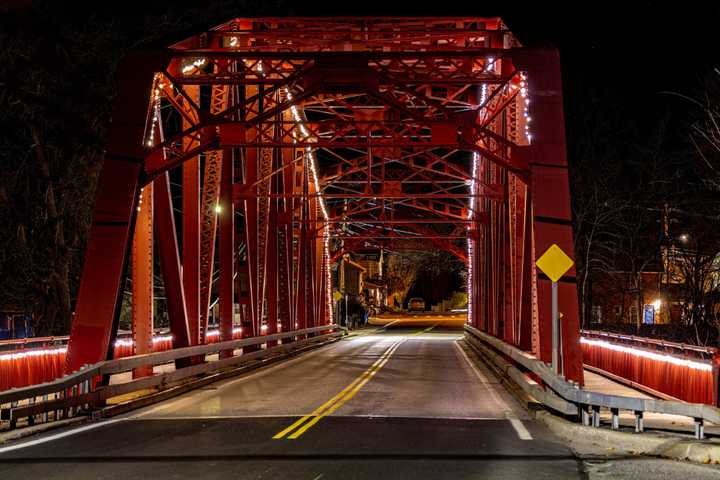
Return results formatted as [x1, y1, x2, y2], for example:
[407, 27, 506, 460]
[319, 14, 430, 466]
[64, 16, 583, 384]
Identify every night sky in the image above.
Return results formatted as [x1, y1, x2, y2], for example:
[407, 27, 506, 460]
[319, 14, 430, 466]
[15, 0, 718, 117]
[268, 1, 718, 140]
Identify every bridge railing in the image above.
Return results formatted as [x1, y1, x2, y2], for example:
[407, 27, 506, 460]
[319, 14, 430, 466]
[0, 325, 344, 429]
[581, 329, 718, 405]
[464, 324, 720, 439]
[0, 328, 247, 391]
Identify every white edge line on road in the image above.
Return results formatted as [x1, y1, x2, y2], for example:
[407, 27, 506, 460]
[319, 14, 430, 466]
[453, 340, 534, 440]
[0, 418, 126, 454]
[453, 340, 509, 412]
[509, 418, 533, 440]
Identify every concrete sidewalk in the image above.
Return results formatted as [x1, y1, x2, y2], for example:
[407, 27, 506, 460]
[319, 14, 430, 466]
[582, 369, 720, 437]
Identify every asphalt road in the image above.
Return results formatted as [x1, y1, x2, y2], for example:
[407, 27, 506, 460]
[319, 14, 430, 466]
[0, 325, 583, 479]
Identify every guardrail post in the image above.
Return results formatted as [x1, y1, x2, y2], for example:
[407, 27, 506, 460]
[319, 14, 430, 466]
[591, 405, 601, 428]
[634, 410, 644, 433]
[27, 397, 35, 426]
[694, 417, 705, 440]
[580, 404, 590, 426]
[43, 394, 49, 423]
[9, 400, 17, 429]
[610, 408, 620, 430]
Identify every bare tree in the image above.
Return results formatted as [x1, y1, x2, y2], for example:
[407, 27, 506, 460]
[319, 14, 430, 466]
[385, 253, 418, 307]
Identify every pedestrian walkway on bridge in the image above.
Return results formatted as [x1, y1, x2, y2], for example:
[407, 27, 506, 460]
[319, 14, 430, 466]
[582, 369, 720, 438]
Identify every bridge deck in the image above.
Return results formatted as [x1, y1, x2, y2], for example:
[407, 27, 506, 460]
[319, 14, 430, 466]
[0, 326, 582, 479]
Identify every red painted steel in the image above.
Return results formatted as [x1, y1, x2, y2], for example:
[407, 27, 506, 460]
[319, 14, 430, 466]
[582, 332, 718, 405]
[154, 173, 192, 354]
[131, 181, 154, 378]
[64, 52, 169, 374]
[62, 18, 584, 385]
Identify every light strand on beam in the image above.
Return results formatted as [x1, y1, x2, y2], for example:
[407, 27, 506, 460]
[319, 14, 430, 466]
[181, 58, 207, 74]
[145, 74, 164, 148]
[466, 151, 479, 324]
[520, 72, 531, 143]
[285, 87, 333, 324]
[581, 337, 713, 372]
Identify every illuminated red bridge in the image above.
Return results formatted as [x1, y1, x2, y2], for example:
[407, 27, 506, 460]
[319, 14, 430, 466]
[0, 17, 625, 479]
[67, 16, 583, 382]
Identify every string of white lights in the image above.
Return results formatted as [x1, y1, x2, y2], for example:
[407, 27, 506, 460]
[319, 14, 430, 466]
[285, 88, 333, 323]
[581, 337, 713, 372]
[0, 347, 67, 362]
[145, 75, 163, 148]
[520, 72, 531, 143]
[181, 58, 207, 75]
[466, 151, 479, 324]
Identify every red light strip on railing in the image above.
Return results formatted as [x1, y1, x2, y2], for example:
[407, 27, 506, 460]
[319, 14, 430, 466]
[0, 347, 67, 362]
[204, 327, 243, 339]
[581, 337, 713, 372]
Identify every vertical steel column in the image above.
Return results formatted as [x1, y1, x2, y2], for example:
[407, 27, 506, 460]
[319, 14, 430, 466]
[182, 86, 201, 347]
[278, 146, 295, 335]
[183, 157, 201, 346]
[131, 182, 154, 378]
[296, 159, 309, 334]
[199, 83, 229, 342]
[154, 172, 192, 366]
[198, 150, 222, 342]
[243, 146, 259, 339]
[219, 145, 234, 357]
[514, 47, 583, 384]
[265, 148, 279, 346]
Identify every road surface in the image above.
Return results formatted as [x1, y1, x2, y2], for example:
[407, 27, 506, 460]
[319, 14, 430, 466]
[0, 325, 582, 478]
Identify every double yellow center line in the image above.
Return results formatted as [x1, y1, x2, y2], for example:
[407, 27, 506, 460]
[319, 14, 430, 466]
[273, 339, 405, 440]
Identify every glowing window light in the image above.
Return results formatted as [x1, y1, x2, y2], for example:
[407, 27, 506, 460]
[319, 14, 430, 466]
[580, 337, 713, 372]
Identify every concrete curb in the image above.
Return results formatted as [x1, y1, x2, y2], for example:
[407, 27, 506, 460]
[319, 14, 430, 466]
[535, 398, 720, 464]
[459, 335, 720, 466]
[0, 417, 88, 446]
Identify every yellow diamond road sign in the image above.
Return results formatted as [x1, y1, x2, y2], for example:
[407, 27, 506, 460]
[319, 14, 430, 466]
[536, 244, 574, 283]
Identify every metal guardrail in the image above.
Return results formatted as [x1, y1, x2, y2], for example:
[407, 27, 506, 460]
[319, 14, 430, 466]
[0, 325, 344, 429]
[465, 325, 720, 439]
[581, 329, 718, 356]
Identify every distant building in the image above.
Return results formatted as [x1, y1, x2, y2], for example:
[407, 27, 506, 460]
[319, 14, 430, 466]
[0, 311, 33, 340]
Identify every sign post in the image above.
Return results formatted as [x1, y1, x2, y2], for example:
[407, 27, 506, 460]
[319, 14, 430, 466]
[535, 244, 574, 375]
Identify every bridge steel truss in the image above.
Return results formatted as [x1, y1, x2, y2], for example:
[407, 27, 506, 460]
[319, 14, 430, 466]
[64, 17, 583, 384]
